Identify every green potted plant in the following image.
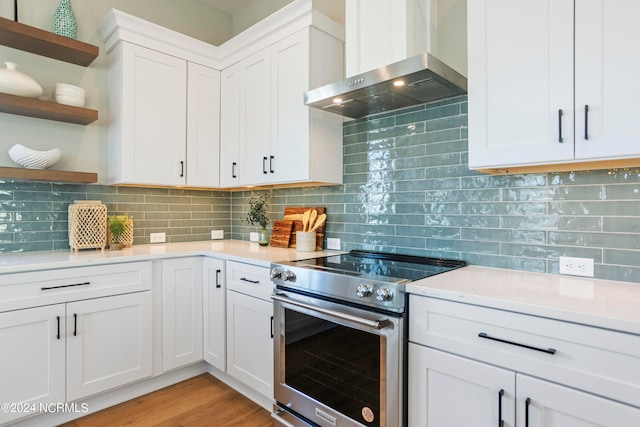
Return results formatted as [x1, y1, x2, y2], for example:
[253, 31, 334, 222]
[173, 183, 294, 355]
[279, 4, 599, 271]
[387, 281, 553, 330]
[108, 215, 132, 250]
[243, 193, 271, 246]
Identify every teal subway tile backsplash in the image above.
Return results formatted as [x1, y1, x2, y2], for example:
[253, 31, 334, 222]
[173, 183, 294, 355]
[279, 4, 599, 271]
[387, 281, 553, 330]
[2, 95, 639, 283]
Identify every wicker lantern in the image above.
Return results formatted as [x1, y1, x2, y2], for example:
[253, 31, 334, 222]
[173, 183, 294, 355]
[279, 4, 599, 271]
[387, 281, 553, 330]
[68, 201, 107, 252]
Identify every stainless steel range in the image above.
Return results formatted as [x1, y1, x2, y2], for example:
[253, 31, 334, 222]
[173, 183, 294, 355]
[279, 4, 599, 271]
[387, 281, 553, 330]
[270, 250, 466, 427]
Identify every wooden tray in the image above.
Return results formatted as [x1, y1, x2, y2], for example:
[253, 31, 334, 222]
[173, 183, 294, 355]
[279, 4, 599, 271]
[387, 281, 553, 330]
[270, 220, 293, 248]
[283, 207, 326, 250]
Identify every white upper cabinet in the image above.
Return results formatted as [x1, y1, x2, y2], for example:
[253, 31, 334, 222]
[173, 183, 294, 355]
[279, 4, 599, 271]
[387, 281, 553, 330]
[234, 27, 344, 187]
[107, 42, 188, 186]
[219, 64, 241, 188]
[186, 63, 221, 188]
[468, 0, 640, 173]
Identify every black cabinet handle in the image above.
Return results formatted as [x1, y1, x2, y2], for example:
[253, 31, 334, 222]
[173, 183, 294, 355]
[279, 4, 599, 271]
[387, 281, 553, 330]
[41, 281, 90, 291]
[232, 162, 237, 178]
[270, 155, 275, 173]
[73, 313, 77, 337]
[498, 389, 504, 427]
[215, 269, 222, 288]
[56, 316, 60, 340]
[180, 161, 184, 177]
[271, 315, 274, 339]
[240, 277, 260, 284]
[584, 105, 589, 140]
[558, 109, 564, 143]
[479, 332, 556, 355]
[263, 157, 268, 174]
[525, 397, 531, 427]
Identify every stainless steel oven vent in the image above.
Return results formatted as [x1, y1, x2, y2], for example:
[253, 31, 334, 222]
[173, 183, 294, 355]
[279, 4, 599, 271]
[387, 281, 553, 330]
[304, 53, 467, 119]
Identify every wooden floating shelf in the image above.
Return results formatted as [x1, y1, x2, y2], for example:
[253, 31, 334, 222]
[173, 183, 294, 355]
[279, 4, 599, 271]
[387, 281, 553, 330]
[0, 166, 97, 183]
[0, 93, 98, 125]
[0, 17, 99, 66]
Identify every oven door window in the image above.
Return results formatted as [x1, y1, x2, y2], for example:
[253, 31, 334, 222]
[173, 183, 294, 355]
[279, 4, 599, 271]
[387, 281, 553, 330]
[284, 308, 384, 427]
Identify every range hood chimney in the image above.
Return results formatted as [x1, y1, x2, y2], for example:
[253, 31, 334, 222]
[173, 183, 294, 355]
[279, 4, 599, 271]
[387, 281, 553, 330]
[304, 52, 467, 119]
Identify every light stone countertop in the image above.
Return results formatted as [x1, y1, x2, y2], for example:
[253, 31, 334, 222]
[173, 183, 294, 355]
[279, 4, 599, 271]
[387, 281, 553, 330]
[408, 265, 640, 335]
[1, 242, 638, 335]
[0, 240, 339, 274]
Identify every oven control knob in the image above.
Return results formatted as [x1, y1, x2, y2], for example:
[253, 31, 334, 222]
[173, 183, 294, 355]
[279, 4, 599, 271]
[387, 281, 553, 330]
[282, 270, 296, 283]
[356, 284, 373, 298]
[270, 267, 284, 281]
[376, 287, 394, 302]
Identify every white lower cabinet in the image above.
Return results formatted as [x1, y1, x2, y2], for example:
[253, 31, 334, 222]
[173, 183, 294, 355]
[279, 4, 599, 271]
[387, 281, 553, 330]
[0, 291, 152, 425]
[225, 261, 273, 399]
[66, 292, 152, 401]
[161, 257, 203, 371]
[409, 344, 515, 427]
[0, 305, 65, 425]
[203, 257, 225, 371]
[408, 295, 640, 427]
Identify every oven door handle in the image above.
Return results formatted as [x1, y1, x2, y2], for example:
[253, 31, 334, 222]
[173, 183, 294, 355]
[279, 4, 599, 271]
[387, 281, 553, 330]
[272, 293, 391, 330]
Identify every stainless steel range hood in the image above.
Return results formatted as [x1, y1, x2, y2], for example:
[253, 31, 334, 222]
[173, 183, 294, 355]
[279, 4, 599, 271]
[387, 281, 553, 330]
[304, 53, 467, 119]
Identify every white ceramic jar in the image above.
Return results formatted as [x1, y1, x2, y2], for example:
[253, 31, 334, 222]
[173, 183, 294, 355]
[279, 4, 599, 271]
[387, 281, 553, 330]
[0, 62, 43, 98]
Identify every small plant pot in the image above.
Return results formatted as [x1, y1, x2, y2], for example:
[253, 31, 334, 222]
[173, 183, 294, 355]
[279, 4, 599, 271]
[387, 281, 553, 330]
[109, 242, 124, 251]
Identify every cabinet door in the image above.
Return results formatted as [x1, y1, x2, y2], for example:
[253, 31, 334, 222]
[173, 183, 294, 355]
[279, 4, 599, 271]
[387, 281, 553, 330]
[186, 62, 220, 188]
[162, 257, 203, 371]
[226, 290, 273, 399]
[517, 374, 640, 427]
[203, 257, 225, 371]
[575, 0, 640, 160]
[239, 49, 271, 186]
[117, 42, 187, 186]
[220, 63, 241, 187]
[0, 305, 65, 425]
[467, 0, 574, 170]
[270, 30, 311, 184]
[66, 292, 152, 401]
[409, 344, 515, 427]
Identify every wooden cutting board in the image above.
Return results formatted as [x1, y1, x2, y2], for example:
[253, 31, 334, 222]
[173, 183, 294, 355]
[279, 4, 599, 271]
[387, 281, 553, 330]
[283, 207, 326, 250]
[269, 220, 293, 248]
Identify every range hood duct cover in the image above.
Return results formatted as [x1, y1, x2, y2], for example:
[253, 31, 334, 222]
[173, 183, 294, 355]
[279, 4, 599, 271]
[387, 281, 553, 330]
[304, 53, 467, 119]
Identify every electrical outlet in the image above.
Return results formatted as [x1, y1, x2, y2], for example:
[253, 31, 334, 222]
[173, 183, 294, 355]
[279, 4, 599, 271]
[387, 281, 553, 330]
[150, 232, 166, 243]
[211, 230, 224, 240]
[326, 238, 341, 250]
[559, 256, 594, 277]
[249, 232, 259, 242]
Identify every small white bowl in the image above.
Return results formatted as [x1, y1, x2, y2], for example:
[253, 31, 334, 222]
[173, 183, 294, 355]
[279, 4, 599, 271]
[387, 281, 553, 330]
[55, 82, 85, 96]
[55, 92, 85, 107]
[8, 144, 62, 169]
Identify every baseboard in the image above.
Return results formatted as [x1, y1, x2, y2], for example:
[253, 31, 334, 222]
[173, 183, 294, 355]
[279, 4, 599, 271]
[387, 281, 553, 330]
[9, 363, 208, 427]
[206, 365, 274, 411]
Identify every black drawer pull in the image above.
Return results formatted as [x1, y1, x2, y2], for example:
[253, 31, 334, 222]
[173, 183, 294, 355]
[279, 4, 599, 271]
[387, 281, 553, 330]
[525, 397, 531, 427]
[41, 281, 90, 291]
[232, 162, 237, 178]
[56, 316, 61, 340]
[558, 109, 564, 143]
[270, 155, 275, 173]
[271, 315, 274, 339]
[584, 104, 589, 140]
[498, 389, 504, 427]
[180, 161, 185, 177]
[73, 313, 78, 337]
[240, 277, 260, 284]
[216, 269, 222, 289]
[479, 332, 556, 355]
[262, 157, 268, 174]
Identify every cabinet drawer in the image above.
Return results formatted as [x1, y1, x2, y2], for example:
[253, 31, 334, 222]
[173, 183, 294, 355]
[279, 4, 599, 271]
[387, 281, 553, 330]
[0, 262, 152, 312]
[226, 261, 272, 301]
[409, 296, 640, 408]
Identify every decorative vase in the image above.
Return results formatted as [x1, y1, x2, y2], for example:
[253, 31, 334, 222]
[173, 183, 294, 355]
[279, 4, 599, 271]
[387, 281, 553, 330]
[258, 227, 270, 246]
[53, 0, 78, 40]
[0, 62, 43, 98]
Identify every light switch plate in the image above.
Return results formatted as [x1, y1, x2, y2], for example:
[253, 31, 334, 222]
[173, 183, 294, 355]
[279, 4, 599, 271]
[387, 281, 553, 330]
[211, 230, 224, 239]
[559, 256, 594, 277]
[249, 232, 259, 242]
[326, 238, 341, 250]
[150, 232, 166, 243]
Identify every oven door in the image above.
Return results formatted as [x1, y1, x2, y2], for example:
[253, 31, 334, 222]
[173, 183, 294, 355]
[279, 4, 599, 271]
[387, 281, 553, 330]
[272, 290, 403, 427]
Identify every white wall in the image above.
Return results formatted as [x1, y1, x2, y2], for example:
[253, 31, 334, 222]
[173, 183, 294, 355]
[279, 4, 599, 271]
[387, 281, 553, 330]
[436, 0, 467, 76]
[0, 0, 231, 183]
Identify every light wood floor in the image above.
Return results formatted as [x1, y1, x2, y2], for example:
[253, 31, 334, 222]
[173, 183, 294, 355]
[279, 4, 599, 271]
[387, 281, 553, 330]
[59, 374, 273, 427]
